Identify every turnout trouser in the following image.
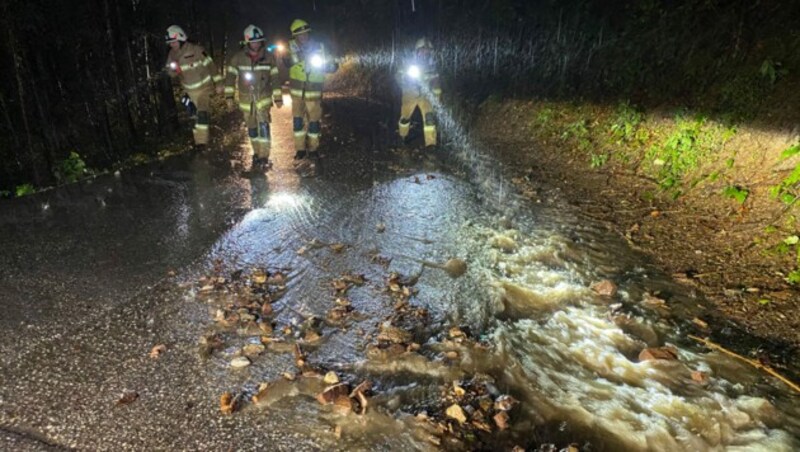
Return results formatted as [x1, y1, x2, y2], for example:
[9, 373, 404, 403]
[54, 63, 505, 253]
[291, 94, 322, 152]
[240, 98, 272, 160]
[189, 86, 212, 145]
[399, 92, 437, 147]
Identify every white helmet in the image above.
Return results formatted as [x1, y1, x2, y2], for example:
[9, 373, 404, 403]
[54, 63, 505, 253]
[415, 38, 433, 51]
[243, 24, 265, 43]
[165, 25, 187, 43]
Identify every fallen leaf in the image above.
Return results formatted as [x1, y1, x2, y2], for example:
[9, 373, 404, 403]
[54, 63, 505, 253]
[493, 411, 510, 430]
[639, 346, 679, 362]
[149, 344, 167, 359]
[115, 391, 139, 406]
[446, 404, 467, 424]
[252, 383, 269, 403]
[324, 371, 340, 385]
[220, 392, 238, 414]
[591, 279, 618, 297]
[252, 270, 267, 285]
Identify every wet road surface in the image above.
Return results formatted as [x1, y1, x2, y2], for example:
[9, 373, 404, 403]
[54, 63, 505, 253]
[1, 92, 799, 451]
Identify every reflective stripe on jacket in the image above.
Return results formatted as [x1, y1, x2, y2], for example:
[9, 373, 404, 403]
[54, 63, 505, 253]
[166, 42, 221, 91]
[225, 48, 282, 104]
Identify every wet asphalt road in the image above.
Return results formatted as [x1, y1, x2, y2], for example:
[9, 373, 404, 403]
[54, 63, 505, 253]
[2, 91, 799, 451]
[0, 94, 492, 450]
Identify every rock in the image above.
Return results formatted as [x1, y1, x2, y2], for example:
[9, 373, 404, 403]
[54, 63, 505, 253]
[452, 382, 466, 397]
[242, 343, 265, 357]
[282, 371, 296, 381]
[324, 371, 340, 385]
[493, 411, 510, 430]
[494, 395, 519, 411]
[639, 346, 678, 362]
[230, 356, 252, 368]
[445, 351, 459, 360]
[317, 383, 351, 405]
[376, 223, 386, 233]
[446, 404, 467, 424]
[590, 279, 617, 297]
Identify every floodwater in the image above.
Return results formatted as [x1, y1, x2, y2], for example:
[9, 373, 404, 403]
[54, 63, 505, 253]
[0, 92, 797, 451]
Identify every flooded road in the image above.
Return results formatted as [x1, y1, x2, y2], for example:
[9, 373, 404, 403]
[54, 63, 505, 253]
[1, 92, 798, 451]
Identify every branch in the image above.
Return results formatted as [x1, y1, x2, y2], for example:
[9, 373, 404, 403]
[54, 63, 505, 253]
[688, 334, 800, 394]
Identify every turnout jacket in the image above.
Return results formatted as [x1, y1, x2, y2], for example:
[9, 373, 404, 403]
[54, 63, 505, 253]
[166, 42, 222, 91]
[397, 57, 442, 98]
[285, 37, 335, 100]
[225, 47, 282, 110]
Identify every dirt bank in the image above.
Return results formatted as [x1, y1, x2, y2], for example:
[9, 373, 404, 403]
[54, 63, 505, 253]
[474, 98, 800, 356]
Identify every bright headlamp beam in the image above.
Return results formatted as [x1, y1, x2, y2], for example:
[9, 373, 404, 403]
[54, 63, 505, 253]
[310, 54, 324, 69]
[408, 64, 421, 79]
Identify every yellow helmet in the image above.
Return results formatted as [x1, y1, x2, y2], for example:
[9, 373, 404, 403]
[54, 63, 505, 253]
[165, 25, 187, 43]
[243, 24, 265, 43]
[290, 19, 311, 36]
[415, 38, 433, 50]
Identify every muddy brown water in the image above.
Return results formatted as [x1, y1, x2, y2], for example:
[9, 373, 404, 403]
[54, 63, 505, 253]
[0, 94, 798, 450]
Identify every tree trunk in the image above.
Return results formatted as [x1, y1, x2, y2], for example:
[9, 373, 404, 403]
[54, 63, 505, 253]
[5, 13, 40, 184]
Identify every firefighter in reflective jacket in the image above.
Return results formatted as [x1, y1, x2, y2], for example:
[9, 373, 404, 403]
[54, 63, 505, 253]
[285, 19, 337, 160]
[165, 25, 223, 146]
[225, 25, 283, 170]
[397, 38, 441, 148]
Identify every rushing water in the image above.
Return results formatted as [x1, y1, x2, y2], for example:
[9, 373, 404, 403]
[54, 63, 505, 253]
[2, 85, 797, 450]
[177, 93, 800, 450]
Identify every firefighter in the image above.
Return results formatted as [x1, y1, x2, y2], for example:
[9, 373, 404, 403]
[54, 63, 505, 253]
[165, 25, 223, 147]
[285, 19, 338, 160]
[397, 38, 442, 148]
[224, 24, 283, 171]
